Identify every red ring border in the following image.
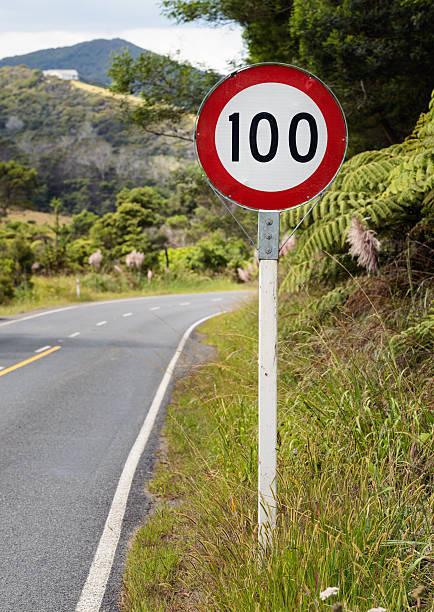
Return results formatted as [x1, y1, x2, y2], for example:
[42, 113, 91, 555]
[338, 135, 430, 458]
[195, 64, 347, 211]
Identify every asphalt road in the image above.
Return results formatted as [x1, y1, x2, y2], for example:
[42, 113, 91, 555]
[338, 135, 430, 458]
[0, 291, 249, 612]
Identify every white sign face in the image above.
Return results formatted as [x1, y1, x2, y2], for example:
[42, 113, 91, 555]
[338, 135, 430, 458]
[195, 63, 347, 210]
[214, 83, 328, 192]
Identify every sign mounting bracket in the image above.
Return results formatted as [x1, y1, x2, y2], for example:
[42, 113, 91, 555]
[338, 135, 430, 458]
[258, 212, 280, 260]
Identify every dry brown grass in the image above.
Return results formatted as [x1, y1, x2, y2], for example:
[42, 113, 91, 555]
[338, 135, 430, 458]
[5, 209, 72, 225]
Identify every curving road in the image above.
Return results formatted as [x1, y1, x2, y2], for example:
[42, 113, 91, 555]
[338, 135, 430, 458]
[0, 291, 249, 612]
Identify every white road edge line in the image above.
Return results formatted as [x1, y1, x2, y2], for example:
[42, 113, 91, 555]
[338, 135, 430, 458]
[69, 332, 80, 338]
[74, 310, 226, 612]
[35, 345, 51, 353]
[96, 321, 107, 326]
[0, 305, 77, 328]
[122, 312, 133, 317]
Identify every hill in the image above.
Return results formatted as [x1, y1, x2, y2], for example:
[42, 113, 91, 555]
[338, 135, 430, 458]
[0, 65, 193, 215]
[0, 38, 151, 86]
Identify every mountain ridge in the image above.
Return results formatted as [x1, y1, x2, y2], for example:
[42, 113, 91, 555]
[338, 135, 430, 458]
[0, 38, 153, 86]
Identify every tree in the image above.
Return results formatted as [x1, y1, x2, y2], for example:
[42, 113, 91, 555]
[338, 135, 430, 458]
[290, 0, 434, 151]
[49, 197, 64, 272]
[157, 0, 434, 152]
[115, 186, 167, 215]
[0, 160, 38, 220]
[70, 210, 99, 238]
[90, 202, 157, 259]
[108, 51, 220, 140]
[161, 0, 295, 62]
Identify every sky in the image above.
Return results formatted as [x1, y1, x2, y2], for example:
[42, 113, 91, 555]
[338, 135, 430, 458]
[0, 0, 245, 73]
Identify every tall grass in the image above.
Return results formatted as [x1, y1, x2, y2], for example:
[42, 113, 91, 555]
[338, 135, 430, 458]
[121, 276, 432, 611]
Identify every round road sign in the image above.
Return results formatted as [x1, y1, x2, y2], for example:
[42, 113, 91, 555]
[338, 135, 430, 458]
[195, 63, 347, 211]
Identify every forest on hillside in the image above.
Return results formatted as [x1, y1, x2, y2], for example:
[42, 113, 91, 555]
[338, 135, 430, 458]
[0, 66, 191, 216]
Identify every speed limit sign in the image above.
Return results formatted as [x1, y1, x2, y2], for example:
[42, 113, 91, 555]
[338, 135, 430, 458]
[195, 63, 347, 211]
[195, 64, 348, 551]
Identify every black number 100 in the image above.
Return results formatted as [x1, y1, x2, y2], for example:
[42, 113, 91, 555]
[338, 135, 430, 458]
[228, 111, 318, 163]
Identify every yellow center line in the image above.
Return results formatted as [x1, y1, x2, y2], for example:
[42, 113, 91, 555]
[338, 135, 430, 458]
[0, 346, 61, 377]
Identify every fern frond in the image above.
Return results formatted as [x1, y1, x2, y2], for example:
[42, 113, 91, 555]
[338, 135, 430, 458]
[298, 199, 405, 258]
[280, 259, 316, 293]
[340, 158, 400, 193]
[279, 90, 434, 291]
[390, 308, 434, 353]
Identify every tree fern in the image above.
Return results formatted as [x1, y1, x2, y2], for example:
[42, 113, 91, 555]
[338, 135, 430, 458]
[281, 89, 434, 290]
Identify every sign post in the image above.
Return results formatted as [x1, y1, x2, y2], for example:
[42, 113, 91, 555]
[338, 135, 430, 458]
[257, 211, 280, 546]
[195, 63, 347, 551]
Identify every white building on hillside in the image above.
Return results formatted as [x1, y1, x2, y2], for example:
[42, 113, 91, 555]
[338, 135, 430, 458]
[43, 69, 79, 81]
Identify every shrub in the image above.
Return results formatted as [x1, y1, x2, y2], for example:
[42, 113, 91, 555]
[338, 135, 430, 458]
[0, 275, 14, 303]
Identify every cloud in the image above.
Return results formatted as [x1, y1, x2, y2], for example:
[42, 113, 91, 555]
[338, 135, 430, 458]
[0, 26, 245, 72]
[121, 26, 245, 71]
[0, 0, 173, 31]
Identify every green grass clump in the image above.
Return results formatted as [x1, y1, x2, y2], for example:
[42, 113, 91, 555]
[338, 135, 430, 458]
[121, 276, 432, 611]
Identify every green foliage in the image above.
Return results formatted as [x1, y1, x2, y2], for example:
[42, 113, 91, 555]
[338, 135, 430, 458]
[193, 232, 249, 272]
[70, 210, 99, 238]
[290, 0, 434, 151]
[0, 66, 191, 216]
[0, 224, 35, 301]
[0, 159, 38, 219]
[166, 214, 188, 229]
[162, 0, 295, 61]
[160, 231, 250, 277]
[163, 0, 434, 152]
[115, 186, 167, 222]
[281, 90, 434, 291]
[109, 49, 220, 136]
[90, 203, 151, 257]
[167, 164, 258, 242]
[0, 275, 14, 302]
[391, 306, 434, 355]
[65, 238, 94, 269]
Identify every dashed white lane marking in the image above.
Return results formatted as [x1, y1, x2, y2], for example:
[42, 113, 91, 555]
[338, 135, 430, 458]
[69, 332, 80, 338]
[149, 306, 160, 311]
[122, 312, 133, 317]
[211, 298, 223, 302]
[35, 345, 51, 353]
[179, 302, 190, 306]
[96, 321, 107, 326]
[74, 310, 227, 612]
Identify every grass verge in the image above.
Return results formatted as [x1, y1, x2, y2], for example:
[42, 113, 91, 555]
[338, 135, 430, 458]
[121, 280, 432, 611]
[0, 274, 244, 316]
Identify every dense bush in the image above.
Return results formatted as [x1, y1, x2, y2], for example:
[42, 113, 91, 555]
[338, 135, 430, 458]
[160, 232, 250, 278]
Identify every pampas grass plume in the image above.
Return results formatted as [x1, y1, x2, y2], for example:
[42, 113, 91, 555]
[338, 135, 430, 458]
[89, 248, 102, 269]
[347, 216, 380, 273]
[126, 249, 145, 268]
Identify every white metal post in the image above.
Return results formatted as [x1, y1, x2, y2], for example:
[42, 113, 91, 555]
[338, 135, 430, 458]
[76, 278, 80, 298]
[257, 212, 279, 550]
